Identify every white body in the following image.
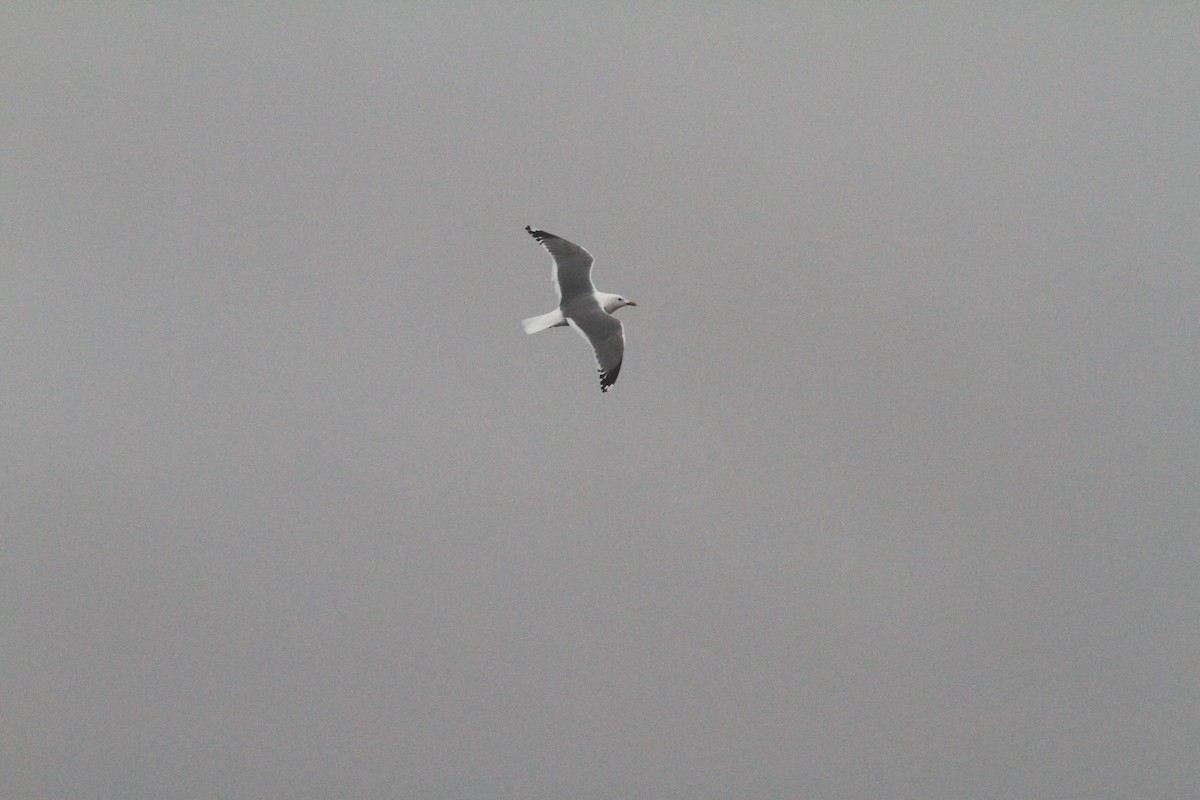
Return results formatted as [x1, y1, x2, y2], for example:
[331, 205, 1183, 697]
[522, 292, 628, 334]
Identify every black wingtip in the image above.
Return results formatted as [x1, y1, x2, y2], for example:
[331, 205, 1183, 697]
[598, 360, 622, 392]
[525, 225, 558, 242]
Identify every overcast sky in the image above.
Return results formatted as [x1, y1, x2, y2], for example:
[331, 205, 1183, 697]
[4, 4, 1199, 798]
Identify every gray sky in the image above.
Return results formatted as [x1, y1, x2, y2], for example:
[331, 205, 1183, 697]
[4, 4, 1198, 798]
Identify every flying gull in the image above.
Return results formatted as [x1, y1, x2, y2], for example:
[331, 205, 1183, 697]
[522, 226, 637, 392]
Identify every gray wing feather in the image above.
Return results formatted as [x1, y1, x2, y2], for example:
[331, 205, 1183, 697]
[526, 226, 595, 301]
[567, 305, 624, 393]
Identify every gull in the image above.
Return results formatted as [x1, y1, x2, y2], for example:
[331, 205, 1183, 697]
[522, 225, 637, 392]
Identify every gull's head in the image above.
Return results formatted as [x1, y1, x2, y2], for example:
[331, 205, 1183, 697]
[599, 292, 637, 313]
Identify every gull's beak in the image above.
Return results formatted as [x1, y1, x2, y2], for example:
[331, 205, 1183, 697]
[627, 300, 638, 306]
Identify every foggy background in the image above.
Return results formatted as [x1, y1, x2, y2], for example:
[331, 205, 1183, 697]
[4, 4, 1198, 798]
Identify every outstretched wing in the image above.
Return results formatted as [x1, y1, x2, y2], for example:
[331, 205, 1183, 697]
[566, 302, 625, 393]
[526, 225, 595, 302]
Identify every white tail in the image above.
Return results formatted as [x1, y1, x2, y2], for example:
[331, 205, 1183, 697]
[522, 309, 565, 334]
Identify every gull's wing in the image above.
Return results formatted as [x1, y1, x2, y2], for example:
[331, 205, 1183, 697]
[526, 226, 595, 302]
[566, 302, 624, 392]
